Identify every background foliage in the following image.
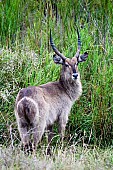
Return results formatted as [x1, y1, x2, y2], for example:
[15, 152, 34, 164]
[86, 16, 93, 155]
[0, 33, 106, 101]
[0, 0, 113, 147]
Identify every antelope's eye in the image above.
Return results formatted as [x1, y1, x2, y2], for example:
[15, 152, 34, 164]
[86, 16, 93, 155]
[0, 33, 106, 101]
[65, 63, 69, 67]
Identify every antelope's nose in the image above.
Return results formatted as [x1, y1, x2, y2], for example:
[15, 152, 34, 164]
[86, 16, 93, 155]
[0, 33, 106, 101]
[72, 73, 78, 80]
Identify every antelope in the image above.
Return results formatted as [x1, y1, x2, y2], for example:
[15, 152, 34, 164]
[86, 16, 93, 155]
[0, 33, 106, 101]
[15, 29, 88, 154]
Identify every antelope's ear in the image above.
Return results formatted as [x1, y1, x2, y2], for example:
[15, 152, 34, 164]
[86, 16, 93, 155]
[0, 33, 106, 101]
[53, 54, 64, 65]
[78, 52, 88, 62]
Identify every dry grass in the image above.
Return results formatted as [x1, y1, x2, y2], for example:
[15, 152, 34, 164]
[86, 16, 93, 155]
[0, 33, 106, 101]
[0, 145, 113, 170]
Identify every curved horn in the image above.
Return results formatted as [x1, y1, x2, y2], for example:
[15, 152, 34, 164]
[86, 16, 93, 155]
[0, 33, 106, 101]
[50, 29, 67, 61]
[74, 28, 81, 58]
[77, 27, 81, 51]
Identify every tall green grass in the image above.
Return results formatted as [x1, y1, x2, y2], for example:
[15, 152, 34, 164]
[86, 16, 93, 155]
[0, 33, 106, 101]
[0, 0, 113, 146]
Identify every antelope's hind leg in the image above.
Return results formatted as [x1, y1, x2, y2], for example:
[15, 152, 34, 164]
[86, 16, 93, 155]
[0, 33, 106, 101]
[32, 120, 46, 155]
[18, 121, 32, 154]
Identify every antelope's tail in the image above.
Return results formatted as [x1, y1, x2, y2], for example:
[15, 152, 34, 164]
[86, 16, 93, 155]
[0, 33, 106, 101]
[16, 97, 39, 125]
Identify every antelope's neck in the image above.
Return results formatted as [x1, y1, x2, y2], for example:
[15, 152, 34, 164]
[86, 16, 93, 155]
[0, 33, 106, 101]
[59, 73, 82, 102]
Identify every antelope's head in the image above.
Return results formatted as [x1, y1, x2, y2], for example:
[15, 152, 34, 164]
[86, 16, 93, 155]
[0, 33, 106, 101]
[50, 29, 88, 81]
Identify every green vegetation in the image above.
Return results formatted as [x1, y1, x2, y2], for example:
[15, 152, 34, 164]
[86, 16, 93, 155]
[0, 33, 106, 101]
[0, 1, 113, 167]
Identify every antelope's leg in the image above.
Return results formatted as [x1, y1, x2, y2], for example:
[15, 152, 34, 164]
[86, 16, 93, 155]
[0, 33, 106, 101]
[46, 125, 54, 155]
[58, 123, 66, 143]
[47, 125, 54, 143]
[18, 123, 30, 154]
[58, 114, 68, 143]
[32, 120, 46, 155]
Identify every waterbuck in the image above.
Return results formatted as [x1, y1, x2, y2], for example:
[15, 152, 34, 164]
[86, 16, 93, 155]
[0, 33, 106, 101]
[15, 29, 88, 154]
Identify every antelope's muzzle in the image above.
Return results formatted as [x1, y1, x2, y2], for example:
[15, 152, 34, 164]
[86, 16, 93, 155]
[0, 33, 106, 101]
[72, 73, 78, 80]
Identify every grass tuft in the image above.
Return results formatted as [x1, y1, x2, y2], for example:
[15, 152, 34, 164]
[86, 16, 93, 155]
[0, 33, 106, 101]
[0, 145, 113, 170]
[0, 0, 113, 148]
